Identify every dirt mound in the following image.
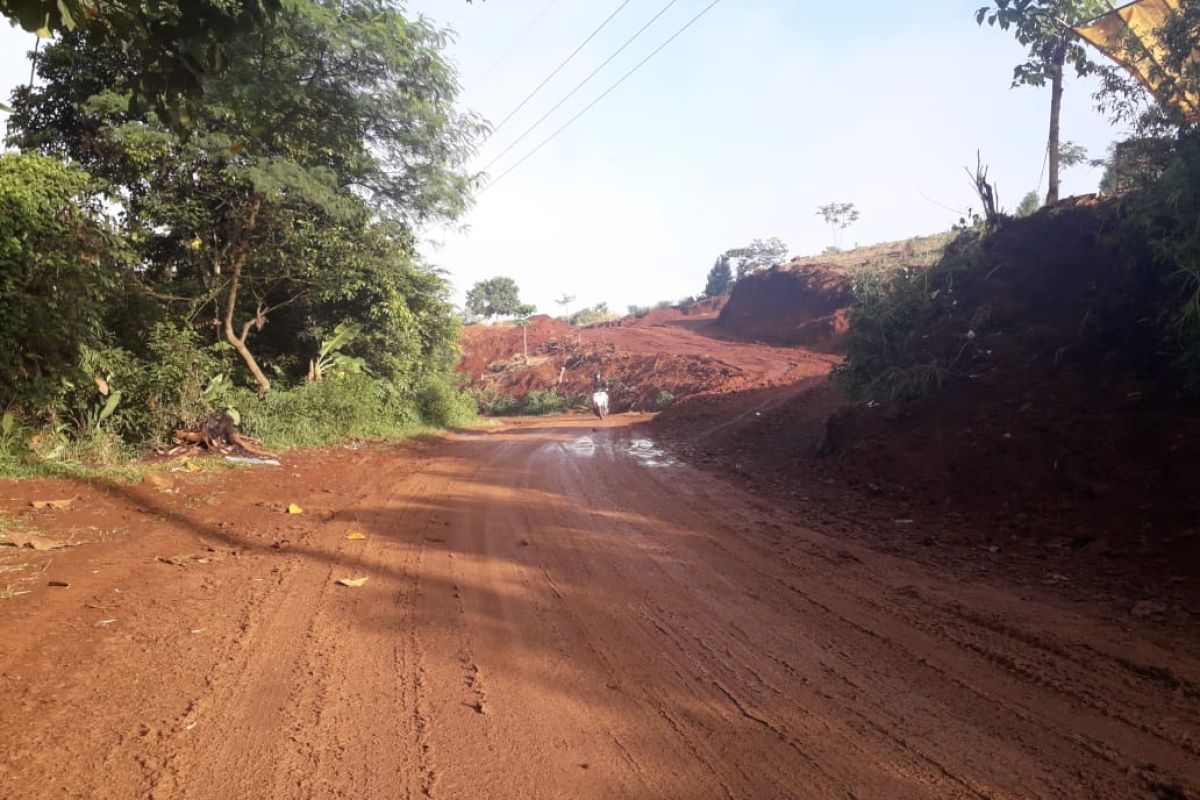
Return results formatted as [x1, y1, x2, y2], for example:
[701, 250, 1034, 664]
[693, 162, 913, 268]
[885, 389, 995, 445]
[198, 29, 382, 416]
[714, 234, 953, 350]
[822, 203, 1200, 544]
[717, 262, 853, 349]
[656, 203, 1200, 606]
[458, 301, 834, 413]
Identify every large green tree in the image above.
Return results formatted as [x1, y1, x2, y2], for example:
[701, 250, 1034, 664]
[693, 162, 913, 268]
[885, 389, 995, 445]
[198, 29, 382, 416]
[976, 0, 1108, 205]
[1, 0, 282, 116]
[465, 277, 535, 320]
[8, 0, 485, 393]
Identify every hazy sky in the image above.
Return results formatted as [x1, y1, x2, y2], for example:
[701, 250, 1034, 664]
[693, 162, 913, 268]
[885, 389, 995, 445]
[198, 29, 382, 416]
[2, 2, 1127, 315]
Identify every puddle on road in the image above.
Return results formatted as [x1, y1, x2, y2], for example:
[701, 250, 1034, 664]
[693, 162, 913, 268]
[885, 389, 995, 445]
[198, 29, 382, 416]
[626, 438, 681, 469]
[562, 434, 681, 468]
[566, 435, 596, 458]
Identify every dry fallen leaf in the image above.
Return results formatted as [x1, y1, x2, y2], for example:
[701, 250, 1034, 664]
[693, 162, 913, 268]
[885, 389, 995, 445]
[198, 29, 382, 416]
[30, 498, 75, 510]
[346, 532, 367, 541]
[287, 503, 304, 515]
[336, 577, 369, 587]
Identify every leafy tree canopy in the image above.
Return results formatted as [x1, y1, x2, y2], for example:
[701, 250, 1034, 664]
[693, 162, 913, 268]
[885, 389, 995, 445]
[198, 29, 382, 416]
[725, 237, 789, 280]
[466, 277, 536, 320]
[7, 0, 485, 394]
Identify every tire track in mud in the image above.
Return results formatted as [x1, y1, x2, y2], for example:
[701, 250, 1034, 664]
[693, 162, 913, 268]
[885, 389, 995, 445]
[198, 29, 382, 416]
[3, 418, 1199, 799]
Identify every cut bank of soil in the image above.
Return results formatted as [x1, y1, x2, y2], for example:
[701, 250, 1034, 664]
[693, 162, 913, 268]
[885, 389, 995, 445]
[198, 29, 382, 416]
[654, 202, 1200, 616]
[1, 418, 1199, 798]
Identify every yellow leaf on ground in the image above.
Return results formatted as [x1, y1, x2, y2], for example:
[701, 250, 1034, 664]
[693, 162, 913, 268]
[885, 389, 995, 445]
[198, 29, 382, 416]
[287, 504, 303, 515]
[336, 577, 369, 587]
[346, 532, 367, 541]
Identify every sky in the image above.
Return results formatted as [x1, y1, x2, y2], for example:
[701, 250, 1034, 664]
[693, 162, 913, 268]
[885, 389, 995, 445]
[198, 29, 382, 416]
[1, 2, 1129, 316]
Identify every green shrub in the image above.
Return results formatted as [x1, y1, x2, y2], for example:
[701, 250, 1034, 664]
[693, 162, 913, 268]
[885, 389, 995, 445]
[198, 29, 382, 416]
[236, 374, 422, 449]
[834, 231, 982, 401]
[653, 390, 675, 411]
[521, 389, 568, 416]
[470, 387, 568, 416]
[1114, 133, 1200, 395]
[0, 152, 128, 415]
[415, 375, 477, 428]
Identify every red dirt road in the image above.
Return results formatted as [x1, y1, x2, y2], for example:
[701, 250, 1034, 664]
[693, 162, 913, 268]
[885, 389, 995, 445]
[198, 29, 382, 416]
[2, 418, 1199, 799]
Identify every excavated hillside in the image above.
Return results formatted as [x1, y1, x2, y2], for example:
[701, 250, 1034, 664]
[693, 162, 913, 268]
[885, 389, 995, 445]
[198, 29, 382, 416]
[458, 300, 836, 412]
[655, 201, 1200, 610]
[715, 233, 951, 348]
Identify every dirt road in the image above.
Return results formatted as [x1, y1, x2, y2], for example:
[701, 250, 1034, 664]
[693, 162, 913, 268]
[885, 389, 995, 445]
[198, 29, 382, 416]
[2, 417, 1198, 799]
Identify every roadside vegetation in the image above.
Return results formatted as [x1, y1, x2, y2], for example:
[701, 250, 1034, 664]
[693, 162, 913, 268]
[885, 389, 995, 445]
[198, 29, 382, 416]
[837, 1, 1200, 403]
[0, 0, 482, 476]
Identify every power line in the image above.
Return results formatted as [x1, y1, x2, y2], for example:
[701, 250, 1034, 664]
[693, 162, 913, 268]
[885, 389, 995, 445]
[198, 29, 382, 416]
[491, 0, 634, 135]
[479, 0, 686, 175]
[470, 0, 560, 94]
[482, 0, 726, 192]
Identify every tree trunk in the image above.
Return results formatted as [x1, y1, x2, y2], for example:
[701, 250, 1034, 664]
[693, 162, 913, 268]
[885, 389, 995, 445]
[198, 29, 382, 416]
[221, 197, 271, 394]
[1046, 45, 1065, 206]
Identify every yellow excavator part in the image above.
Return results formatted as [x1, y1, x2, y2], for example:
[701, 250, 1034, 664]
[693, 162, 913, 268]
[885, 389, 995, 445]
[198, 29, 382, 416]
[1073, 0, 1199, 122]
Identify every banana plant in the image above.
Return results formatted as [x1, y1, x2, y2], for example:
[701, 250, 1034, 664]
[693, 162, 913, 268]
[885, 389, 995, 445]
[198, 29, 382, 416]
[307, 322, 367, 381]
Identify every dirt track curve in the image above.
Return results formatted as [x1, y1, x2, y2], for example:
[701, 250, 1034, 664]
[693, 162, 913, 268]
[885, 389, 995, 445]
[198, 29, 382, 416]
[2, 416, 1199, 799]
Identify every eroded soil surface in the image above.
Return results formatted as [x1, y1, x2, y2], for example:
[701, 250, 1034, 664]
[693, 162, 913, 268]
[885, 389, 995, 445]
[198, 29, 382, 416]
[2, 417, 1198, 799]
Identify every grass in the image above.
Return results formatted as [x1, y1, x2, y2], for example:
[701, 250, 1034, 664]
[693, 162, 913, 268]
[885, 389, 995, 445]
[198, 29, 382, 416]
[0, 373, 479, 481]
[787, 232, 955, 275]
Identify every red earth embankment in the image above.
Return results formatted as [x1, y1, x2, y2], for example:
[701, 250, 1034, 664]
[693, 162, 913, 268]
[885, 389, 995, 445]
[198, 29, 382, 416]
[655, 202, 1200, 613]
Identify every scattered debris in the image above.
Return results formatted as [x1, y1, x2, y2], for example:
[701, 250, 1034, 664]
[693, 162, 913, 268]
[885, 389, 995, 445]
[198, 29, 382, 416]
[225, 456, 281, 466]
[346, 532, 367, 541]
[287, 504, 304, 515]
[170, 412, 277, 459]
[336, 577, 369, 587]
[95, 619, 117, 627]
[47, 580, 70, 588]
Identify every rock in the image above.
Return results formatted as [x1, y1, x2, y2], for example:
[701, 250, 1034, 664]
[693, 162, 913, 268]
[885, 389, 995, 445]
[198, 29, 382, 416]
[1131, 600, 1168, 618]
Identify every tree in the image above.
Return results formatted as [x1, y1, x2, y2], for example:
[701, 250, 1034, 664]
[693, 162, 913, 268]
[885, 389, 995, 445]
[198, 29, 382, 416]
[703, 255, 733, 297]
[726, 237, 789, 280]
[817, 202, 860, 250]
[0, 152, 129, 410]
[1, 0, 282, 116]
[465, 277, 535, 320]
[568, 303, 616, 326]
[8, 1, 484, 394]
[976, 0, 1108, 205]
[555, 294, 575, 317]
[1015, 190, 1042, 217]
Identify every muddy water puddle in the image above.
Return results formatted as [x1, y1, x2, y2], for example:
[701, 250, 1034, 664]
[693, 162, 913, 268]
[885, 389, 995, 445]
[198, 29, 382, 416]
[562, 435, 681, 468]
[625, 438, 681, 469]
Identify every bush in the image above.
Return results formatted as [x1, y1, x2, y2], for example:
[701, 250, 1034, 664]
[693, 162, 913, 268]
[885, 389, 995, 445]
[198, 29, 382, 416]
[1114, 133, 1200, 395]
[834, 231, 983, 401]
[415, 375, 477, 428]
[0, 152, 128, 415]
[236, 374, 423, 449]
[470, 387, 568, 416]
[653, 390, 675, 411]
